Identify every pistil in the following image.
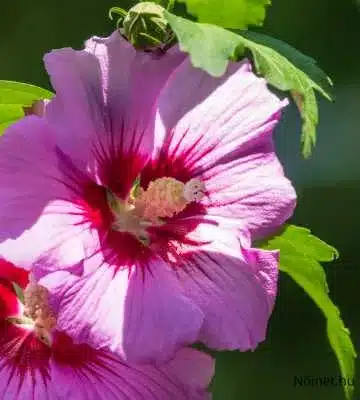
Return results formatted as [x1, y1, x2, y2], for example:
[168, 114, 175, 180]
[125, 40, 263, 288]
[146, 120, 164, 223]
[107, 176, 206, 244]
[7, 280, 56, 347]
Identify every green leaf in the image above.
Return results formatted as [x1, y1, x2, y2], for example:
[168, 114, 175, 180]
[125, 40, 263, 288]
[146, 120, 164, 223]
[239, 37, 330, 157]
[240, 31, 334, 100]
[259, 225, 356, 400]
[0, 105, 25, 132]
[178, 0, 271, 29]
[164, 13, 333, 157]
[165, 12, 241, 76]
[0, 81, 53, 135]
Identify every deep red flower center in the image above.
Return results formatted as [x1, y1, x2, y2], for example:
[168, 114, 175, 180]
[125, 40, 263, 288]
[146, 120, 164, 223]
[56, 143, 210, 268]
[76, 153, 209, 267]
[0, 278, 102, 388]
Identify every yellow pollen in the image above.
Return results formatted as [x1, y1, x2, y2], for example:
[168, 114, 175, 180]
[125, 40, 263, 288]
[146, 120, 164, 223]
[23, 282, 56, 347]
[108, 177, 205, 244]
[134, 177, 205, 222]
[134, 177, 186, 222]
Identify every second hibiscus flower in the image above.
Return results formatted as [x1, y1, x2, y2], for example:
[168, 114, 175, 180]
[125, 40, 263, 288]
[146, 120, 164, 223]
[0, 259, 214, 399]
[0, 31, 296, 363]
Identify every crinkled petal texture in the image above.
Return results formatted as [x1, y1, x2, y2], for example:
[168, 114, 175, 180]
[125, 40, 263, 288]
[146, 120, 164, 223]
[36, 258, 204, 364]
[0, 266, 214, 400]
[0, 326, 214, 400]
[0, 32, 186, 266]
[44, 32, 186, 195]
[0, 117, 98, 270]
[50, 345, 214, 400]
[173, 223, 279, 350]
[0, 32, 295, 365]
[145, 59, 296, 238]
[202, 147, 296, 239]
[37, 222, 278, 360]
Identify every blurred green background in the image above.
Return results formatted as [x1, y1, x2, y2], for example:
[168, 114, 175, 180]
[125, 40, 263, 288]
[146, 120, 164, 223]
[1, 1, 359, 399]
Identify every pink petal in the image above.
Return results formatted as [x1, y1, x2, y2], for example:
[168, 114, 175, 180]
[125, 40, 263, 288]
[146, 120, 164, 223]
[0, 116, 98, 270]
[0, 265, 212, 398]
[175, 223, 279, 350]
[200, 145, 297, 239]
[39, 257, 204, 363]
[0, 116, 67, 241]
[0, 201, 97, 271]
[51, 344, 213, 400]
[84, 33, 186, 145]
[44, 32, 185, 196]
[152, 59, 287, 173]
[0, 324, 213, 399]
[163, 348, 214, 396]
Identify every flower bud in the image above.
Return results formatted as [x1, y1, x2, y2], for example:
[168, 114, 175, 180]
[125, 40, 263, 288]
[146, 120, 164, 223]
[123, 2, 171, 50]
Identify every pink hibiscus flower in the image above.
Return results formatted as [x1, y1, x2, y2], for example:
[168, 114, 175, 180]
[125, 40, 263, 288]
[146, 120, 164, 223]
[0, 259, 214, 399]
[0, 32, 296, 363]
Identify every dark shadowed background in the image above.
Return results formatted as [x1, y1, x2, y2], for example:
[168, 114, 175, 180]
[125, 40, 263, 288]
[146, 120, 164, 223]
[1, 1, 359, 399]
